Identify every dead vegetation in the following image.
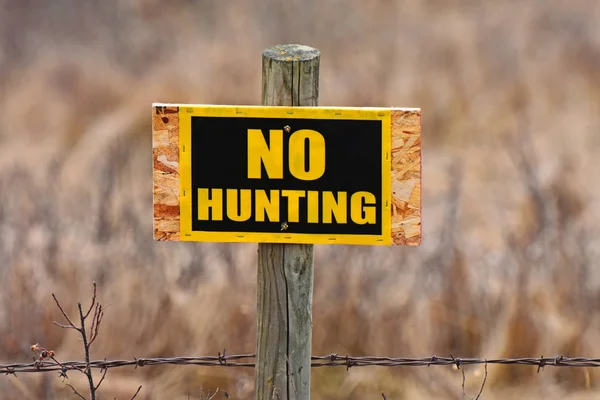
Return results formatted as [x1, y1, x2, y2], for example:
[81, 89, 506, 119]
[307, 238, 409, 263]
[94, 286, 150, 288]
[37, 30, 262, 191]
[1, 0, 600, 398]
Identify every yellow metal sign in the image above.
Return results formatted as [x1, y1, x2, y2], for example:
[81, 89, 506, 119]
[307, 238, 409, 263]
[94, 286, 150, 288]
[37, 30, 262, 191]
[153, 104, 421, 246]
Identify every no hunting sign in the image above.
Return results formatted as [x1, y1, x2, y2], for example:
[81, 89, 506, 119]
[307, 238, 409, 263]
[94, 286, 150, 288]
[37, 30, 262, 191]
[153, 104, 421, 245]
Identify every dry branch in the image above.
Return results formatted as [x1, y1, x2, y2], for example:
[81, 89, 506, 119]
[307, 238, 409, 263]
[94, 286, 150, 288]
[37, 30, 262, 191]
[474, 362, 488, 400]
[129, 385, 142, 400]
[67, 383, 87, 400]
[45, 281, 120, 400]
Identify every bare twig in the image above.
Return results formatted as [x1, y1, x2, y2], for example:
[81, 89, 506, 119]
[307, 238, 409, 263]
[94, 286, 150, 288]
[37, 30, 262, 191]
[53, 321, 80, 331]
[52, 293, 78, 329]
[94, 368, 107, 391]
[474, 362, 488, 400]
[78, 302, 96, 400]
[461, 368, 466, 400]
[88, 304, 104, 347]
[381, 393, 387, 400]
[66, 383, 87, 400]
[84, 282, 97, 319]
[88, 304, 99, 341]
[130, 385, 143, 400]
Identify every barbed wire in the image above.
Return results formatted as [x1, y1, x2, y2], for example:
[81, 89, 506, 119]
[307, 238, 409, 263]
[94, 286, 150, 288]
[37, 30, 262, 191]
[2, 353, 599, 375]
[5, 281, 593, 400]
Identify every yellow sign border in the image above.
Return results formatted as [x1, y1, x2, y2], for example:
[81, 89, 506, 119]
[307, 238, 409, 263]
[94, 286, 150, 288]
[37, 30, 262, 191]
[179, 105, 392, 245]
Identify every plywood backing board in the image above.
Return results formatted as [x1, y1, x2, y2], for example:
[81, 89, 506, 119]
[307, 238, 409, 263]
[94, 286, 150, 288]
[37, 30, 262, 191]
[390, 109, 422, 245]
[152, 105, 180, 241]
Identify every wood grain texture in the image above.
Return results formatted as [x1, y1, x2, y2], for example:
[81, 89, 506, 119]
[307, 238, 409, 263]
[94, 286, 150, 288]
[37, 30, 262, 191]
[390, 109, 422, 245]
[283, 245, 314, 398]
[152, 105, 180, 240]
[256, 244, 288, 399]
[256, 44, 319, 400]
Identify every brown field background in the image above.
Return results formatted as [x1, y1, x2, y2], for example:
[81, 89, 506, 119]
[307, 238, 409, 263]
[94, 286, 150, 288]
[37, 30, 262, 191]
[1, 0, 600, 398]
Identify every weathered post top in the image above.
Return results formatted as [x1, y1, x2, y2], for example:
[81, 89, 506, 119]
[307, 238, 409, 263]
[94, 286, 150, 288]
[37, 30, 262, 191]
[263, 44, 320, 61]
[262, 44, 320, 108]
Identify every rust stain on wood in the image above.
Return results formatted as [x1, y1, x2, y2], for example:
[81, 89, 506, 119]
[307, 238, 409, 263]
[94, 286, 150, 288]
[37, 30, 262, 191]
[153, 105, 180, 240]
[390, 109, 422, 245]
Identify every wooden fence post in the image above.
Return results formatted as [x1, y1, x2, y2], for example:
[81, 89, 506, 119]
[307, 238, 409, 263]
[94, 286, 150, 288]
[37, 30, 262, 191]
[255, 44, 320, 400]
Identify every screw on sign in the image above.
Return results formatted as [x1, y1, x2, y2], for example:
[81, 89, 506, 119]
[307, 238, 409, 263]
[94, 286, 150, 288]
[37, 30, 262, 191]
[151, 44, 422, 400]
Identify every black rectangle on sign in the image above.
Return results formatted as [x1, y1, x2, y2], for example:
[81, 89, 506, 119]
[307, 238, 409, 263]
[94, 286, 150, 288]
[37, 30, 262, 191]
[190, 116, 383, 236]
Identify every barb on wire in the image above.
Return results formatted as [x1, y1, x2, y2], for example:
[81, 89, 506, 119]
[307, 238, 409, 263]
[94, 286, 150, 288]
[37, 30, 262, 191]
[2, 354, 600, 374]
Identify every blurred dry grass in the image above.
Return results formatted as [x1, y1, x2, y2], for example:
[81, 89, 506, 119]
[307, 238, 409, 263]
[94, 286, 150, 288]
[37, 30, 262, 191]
[1, 0, 600, 398]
